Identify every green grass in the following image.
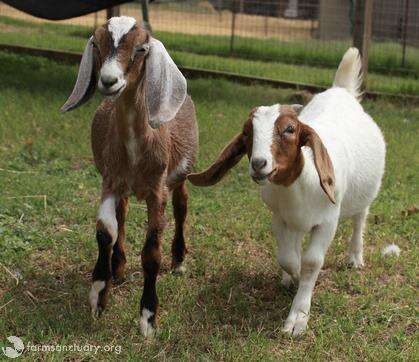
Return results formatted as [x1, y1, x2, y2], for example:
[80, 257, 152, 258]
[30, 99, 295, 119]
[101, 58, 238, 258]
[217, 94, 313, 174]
[0, 15, 418, 96]
[0, 52, 418, 360]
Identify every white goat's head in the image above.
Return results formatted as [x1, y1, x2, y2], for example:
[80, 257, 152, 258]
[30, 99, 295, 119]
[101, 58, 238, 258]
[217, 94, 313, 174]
[188, 104, 336, 203]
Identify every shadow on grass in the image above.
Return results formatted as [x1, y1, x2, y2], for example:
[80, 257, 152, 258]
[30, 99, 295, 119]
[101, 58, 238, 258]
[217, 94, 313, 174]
[188, 267, 294, 335]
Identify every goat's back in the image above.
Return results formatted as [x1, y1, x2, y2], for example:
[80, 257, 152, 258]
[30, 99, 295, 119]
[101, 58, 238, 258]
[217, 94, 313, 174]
[300, 87, 386, 218]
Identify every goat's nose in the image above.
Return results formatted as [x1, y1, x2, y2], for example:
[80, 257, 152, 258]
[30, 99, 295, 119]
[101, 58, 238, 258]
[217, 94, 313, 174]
[251, 158, 267, 172]
[101, 75, 118, 88]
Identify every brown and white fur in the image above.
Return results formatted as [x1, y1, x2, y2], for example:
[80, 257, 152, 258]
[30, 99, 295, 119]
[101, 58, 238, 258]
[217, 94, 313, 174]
[61, 16, 198, 337]
[188, 48, 385, 337]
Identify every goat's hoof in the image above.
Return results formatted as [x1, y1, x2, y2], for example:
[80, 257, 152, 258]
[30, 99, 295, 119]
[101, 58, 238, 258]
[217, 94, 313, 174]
[281, 274, 293, 289]
[282, 311, 309, 337]
[171, 262, 186, 275]
[91, 305, 103, 319]
[112, 275, 126, 285]
[89, 280, 109, 319]
[139, 308, 156, 338]
[348, 253, 364, 268]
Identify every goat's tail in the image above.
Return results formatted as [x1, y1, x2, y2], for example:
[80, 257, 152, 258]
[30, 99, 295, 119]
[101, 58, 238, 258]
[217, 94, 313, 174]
[333, 47, 363, 101]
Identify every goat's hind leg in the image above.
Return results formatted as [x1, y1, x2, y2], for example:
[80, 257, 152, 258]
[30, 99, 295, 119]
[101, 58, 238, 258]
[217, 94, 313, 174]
[348, 207, 368, 268]
[90, 194, 118, 318]
[112, 197, 129, 282]
[171, 182, 188, 274]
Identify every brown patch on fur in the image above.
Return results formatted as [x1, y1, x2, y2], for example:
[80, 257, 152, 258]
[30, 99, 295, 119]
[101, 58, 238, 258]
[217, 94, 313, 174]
[171, 182, 189, 268]
[86, 23, 199, 322]
[269, 110, 335, 203]
[300, 124, 336, 203]
[189, 104, 335, 203]
[112, 197, 129, 281]
[270, 111, 305, 186]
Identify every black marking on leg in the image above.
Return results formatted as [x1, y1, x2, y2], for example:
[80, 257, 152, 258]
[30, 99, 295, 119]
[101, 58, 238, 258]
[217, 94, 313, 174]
[172, 233, 186, 265]
[111, 244, 126, 282]
[140, 228, 160, 319]
[92, 229, 113, 281]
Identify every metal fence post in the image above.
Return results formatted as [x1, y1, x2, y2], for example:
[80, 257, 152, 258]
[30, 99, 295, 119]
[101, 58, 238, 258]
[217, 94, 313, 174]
[230, 0, 237, 54]
[353, 0, 373, 84]
[106, 6, 120, 20]
[141, 0, 152, 32]
[401, 0, 410, 68]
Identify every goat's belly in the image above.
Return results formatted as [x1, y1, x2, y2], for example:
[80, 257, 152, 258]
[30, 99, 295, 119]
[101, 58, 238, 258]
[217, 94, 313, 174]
[340, 179, 381, 219]
[340, 162, 385, 219]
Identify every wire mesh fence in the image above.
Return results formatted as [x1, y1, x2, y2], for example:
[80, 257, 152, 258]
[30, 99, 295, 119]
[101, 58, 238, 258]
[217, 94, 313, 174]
[0, 0, 417, 96]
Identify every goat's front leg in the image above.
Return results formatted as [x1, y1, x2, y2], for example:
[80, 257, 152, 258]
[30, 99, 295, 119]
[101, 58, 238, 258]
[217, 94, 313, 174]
[139, 189, 167, 338]
[282, 220, 337, 337]
[272, 216, 304, 288]
[90, 194, 118, 318]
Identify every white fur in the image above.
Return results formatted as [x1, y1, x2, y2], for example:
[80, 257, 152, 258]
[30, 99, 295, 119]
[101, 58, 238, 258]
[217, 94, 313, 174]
[173, 264, 186, 274]
[381, 244, 400, 257]
[250, 105, 280, 176]
[256, 49, 385, 336]
[97, 195, 118, 244]
[108, 16, 136, 48]
[333, 47, 363, 101]
[139, 308, 155, 338]
[168, 157, 190, 184]
[99, 58, 126, 96]
[89, 280, 105, 318]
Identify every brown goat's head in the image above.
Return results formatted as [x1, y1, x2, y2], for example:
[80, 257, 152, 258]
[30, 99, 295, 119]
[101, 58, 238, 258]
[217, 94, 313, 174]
[188, 104, 336, 203]
[61, 16, 187, 129]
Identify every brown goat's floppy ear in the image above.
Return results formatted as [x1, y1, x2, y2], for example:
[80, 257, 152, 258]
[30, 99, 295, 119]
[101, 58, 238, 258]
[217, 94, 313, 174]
[300, 124, 336, 203]
[60, 37, 96, 113]
[188, 133, 247, 186]
[145, 38, 187, 129]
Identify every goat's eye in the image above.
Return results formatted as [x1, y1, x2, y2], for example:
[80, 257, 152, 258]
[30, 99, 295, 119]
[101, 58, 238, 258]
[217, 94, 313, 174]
[284, 125, 295, 134]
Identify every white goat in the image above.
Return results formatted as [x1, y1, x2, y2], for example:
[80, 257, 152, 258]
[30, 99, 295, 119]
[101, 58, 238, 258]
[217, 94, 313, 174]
[188, 48, 386, 336]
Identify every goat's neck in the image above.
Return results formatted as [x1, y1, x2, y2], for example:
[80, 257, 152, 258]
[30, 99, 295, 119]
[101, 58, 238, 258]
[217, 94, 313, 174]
[114, 83, 149, 141]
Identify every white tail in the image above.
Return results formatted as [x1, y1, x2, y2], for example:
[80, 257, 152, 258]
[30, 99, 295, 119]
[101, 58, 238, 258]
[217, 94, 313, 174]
[333, 48, 363, 101]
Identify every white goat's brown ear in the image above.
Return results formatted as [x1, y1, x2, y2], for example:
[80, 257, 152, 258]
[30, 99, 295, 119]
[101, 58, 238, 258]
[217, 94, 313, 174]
[188, 133, 247, 186]
[60, 37, 96, 113]
[300, 124, 336, 203]
[145, 38, 187, 129]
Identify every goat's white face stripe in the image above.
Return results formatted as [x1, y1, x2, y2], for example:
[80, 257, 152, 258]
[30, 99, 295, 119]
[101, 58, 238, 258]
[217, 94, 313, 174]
[98, 57, 126, 95]
[97, 195, 118, 244]
[108, 16, 136, 48]
[100, 58, 123, 79]
[250, 104, 280, 176]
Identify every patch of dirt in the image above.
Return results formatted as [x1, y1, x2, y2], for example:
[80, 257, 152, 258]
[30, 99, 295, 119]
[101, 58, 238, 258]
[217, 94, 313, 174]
[0, 22, 33, 34]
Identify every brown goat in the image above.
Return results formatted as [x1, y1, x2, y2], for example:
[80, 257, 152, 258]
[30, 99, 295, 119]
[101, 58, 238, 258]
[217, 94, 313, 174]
[61, 16, 198, 337]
